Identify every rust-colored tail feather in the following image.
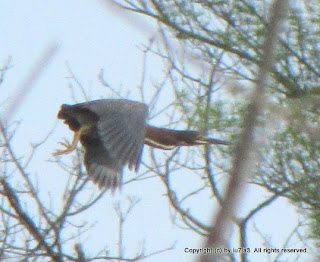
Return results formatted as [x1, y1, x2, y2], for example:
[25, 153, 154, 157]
[145, 126, 230, 149]
[195, 136, 231, 146]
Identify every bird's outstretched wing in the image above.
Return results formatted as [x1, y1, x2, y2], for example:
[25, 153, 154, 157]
[83, 99, 148, 172]
[83, 135, 124, 190]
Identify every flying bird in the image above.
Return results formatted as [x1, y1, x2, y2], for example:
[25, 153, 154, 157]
[53, 99, 230, 190]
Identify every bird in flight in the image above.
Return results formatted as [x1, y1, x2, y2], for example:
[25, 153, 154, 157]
[53, 99, 230, 190]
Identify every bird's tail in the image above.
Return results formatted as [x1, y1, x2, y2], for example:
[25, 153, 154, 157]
[194, 135, 231, 146]
[145, 126, 230, 149]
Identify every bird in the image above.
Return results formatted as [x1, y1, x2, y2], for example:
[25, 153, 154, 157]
[53, 99, 230, 190]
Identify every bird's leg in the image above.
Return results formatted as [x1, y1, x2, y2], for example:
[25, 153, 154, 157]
[53, 129, 82, 156]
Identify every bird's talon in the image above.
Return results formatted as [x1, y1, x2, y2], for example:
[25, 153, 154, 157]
[53, 138, 74, 157]
[57, 138, 72, 148]
[59, 142, 69, 147]
[52, 148, 72, 156]
[52, 150, 63, 157]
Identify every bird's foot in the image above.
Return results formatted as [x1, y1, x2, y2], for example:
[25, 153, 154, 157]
[53, 138, 75, 156]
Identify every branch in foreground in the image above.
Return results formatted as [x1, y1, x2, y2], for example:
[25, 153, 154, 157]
[0, 178, 62, 262]
[199, 1, 288, 261]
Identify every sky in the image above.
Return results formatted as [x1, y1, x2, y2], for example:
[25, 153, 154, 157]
[0, 0, 317, 261]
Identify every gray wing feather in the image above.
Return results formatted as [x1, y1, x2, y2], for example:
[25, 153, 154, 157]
[84, 99, 148, 171]
[84, 140, 123, 191]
